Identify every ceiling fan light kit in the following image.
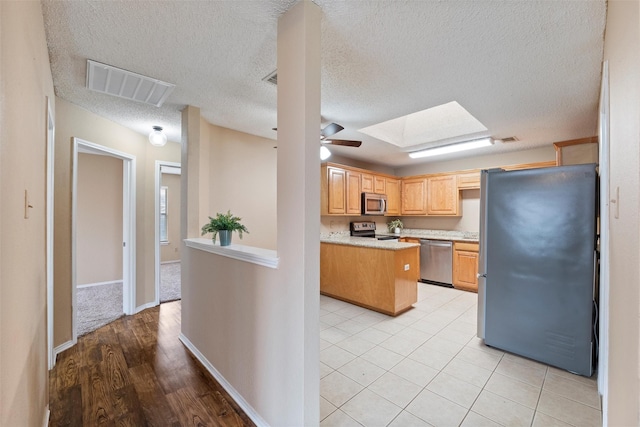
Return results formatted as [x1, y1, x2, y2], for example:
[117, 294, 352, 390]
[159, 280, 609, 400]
[409, 137, 494, 159]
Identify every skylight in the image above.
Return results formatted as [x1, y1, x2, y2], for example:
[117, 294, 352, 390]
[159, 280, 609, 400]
[358, 101, 488, 148]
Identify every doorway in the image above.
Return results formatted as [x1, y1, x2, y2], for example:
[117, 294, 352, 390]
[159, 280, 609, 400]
[155, 161, 181, 304]
[72, 138, 136, 341]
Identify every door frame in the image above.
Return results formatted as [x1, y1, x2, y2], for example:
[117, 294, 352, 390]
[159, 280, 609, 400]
[46, 97, 55, 369]
[72, 137, 136, 342]
[597, 60, 610, 418]
[154, 161, 181, 305]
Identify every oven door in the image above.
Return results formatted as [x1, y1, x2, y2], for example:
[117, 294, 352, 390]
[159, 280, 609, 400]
[361, 193, 387, 215]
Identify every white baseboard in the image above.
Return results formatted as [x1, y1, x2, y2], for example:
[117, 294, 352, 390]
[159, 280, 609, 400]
[77, 280, 123, 289]
[135, 301, 157, 313]
[179, 333, 269, 427]
[42, 406, 50, 427]
[160, 260, 180, 265]
[53, 339, 75, 365]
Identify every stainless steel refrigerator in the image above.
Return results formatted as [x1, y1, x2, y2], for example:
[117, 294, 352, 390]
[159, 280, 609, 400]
[477, 164, 597, 376]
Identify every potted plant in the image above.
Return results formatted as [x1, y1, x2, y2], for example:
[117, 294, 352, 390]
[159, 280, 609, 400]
[387, 219, 404, 235]
[201, 210, 249, 246]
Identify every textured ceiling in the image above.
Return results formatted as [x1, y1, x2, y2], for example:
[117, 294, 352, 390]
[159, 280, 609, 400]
[41, 0, 606, 167]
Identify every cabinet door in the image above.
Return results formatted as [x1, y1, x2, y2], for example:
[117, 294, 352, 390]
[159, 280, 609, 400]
[453, 242, 479, 292]
[374, 176, 386, 194]
[346, 171, 361, 215]
[385, 178, 401, 215]
[327, 167, 346, 214]
[427, 175, 459, 215]
[457, 172, 480, 190]
[401, 178, 427, 215]
[361, 173, 374, 193]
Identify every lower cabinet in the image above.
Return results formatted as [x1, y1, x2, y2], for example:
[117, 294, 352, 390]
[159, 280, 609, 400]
[453, 242, 479, 292]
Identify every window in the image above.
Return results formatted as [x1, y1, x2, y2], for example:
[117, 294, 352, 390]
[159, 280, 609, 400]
[160, 186, 168, 243]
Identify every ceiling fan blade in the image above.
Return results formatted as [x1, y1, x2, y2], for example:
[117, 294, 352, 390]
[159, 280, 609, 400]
[321, 122, 344, 138]
[324, 139, 362, 148]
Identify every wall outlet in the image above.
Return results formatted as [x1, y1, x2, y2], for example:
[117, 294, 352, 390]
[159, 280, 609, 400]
[404, 264, 410, 271]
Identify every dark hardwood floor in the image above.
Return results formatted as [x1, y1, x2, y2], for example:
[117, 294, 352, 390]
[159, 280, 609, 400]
[49, 301, 255, 427]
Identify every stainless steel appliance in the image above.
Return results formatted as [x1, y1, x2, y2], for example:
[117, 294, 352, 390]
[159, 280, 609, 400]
[361, 193, 387, 216]
[350, 221, 398, 241]
[419, 240, 453, 286]
[477, 164, 597, 376]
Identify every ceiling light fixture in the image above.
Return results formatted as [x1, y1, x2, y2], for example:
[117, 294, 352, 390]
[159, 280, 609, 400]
[409, 137, 494, 159]
[320, 145, 332, 160]
[148, 126, 167, 147]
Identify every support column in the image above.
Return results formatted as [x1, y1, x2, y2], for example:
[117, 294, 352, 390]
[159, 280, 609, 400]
[277, 1, 321, 425]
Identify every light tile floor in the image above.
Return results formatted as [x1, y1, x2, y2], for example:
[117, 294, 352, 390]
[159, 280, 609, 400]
[320, 283, 602, 427]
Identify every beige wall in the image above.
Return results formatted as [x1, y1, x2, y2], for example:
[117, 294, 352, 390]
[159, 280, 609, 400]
[602, 1, 640, 424]
[160, 172, 181, 262]
[54, 98, 181, 347]
[77, 153, 123, 285]
[206, 123, 277, 250]
[0, 1, 54, 425]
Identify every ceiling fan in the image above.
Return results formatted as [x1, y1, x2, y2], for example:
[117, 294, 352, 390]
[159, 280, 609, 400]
[273, 122, 362, 160]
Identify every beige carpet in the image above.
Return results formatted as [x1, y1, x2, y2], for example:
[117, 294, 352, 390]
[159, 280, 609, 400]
[76, 263, 181, 336]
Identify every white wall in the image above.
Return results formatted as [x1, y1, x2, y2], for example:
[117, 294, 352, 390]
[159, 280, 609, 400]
[0, 1, 54, 424]
[602, 1, 640, 424]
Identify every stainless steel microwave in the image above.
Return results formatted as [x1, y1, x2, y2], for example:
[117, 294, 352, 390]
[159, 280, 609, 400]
[361, 192, 387, 215]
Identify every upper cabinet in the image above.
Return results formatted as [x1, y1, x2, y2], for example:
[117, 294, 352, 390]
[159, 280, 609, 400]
[346, 171, 362, 215]
[401, 177, 427, 215]
[324, 166, 346, 214]
[457, 171, 480, 190]
[361, 173, 374, 193]
[374, 176, 386, 194]
[385, 178, 401, 216]
[322, 163, 397, 216]
[426, 175, 459, 216]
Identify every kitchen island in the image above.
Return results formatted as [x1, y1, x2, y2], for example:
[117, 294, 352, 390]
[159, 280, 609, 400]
[320, 236, 420, 316]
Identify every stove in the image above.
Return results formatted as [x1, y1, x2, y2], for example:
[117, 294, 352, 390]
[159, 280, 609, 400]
[350, 221, 376, 238]
[350, 221, 399, 241]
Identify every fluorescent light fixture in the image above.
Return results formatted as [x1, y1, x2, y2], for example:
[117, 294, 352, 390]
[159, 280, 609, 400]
[320, 145, 332, 160]
[409, 137, 493, 159]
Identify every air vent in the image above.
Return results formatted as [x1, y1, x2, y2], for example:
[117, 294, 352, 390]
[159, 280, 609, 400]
[86, 60, 175, 107]
[500, 136, 519, 143]
[263, 70, 278, 85]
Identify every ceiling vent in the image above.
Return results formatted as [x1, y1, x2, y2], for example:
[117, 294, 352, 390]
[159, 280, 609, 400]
[262, 70, 278, 85]
[86, 60, 175, 107]
[500, 136, 519, 143]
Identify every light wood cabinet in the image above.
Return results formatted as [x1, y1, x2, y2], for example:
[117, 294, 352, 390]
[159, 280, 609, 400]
[453, 242, 479, 292]
[321, 165, 360, 215]
[325, 166, 346, 214]
[457, 171, 480, 190]
[361, 173, 374, 193]
[426, 175, 460, 216]
[321, 243, 419, 316]
[346, 171, 361, 215]
[385, 178, 401, 216]
[400, 237, 421, 244]
[374, 176, 386, 194]
[401, 177, 427, 215]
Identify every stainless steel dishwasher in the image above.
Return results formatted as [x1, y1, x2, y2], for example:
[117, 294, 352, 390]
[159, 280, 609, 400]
[419, 239, 453, 287]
